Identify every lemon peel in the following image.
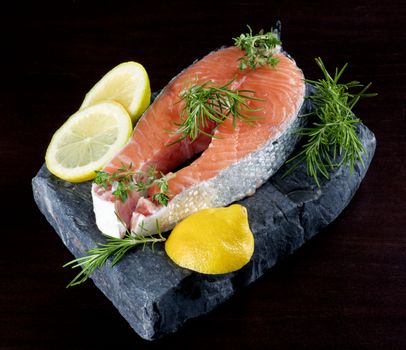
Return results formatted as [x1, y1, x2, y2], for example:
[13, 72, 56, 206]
[165, 204, 254, 274]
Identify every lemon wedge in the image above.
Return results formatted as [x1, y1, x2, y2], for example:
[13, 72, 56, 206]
[165, 205, 254, 274]
[45, 102, 132, 182]
[80, 62, 151, 123]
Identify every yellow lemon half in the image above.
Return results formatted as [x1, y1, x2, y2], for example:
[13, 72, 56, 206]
[45, 101, 132, 182]
[80, 61, 151, 123]
[165, 204, 254, 274]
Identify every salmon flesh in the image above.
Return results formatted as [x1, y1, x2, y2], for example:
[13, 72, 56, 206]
[92, 46, 307, 237]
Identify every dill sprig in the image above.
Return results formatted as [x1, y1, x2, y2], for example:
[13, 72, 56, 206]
[63, 220, 166, 288]
[170, 78, 263, 143]
[285, 57, 377, 186]
[94, 163, 170, 206]
[233, 25, 281, 70]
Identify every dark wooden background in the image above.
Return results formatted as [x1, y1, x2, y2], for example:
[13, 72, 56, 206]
[1, 0, 405, 349]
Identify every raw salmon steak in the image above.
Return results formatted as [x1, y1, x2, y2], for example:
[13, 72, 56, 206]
[92, 46, 306, 237]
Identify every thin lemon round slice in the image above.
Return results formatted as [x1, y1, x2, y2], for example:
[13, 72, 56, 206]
[45, 102, 132, 182]
[80, 62, 151, 123]
[165, 205, 254, 274]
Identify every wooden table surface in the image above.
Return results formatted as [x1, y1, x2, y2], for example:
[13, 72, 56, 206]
[1, 1, 405, 349]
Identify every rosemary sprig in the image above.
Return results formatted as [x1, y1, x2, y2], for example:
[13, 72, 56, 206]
[285, 57, 377, 186]
[63, 221, 166, 288]
[94, 163, 170, 206]
[233, 25, 281, 70]
[170, 78, 263, 143]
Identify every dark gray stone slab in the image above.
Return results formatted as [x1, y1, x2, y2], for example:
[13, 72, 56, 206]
[32, 123, 376, 340]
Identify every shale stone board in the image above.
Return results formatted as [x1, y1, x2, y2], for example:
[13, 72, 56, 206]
[32, 123, 376, 340]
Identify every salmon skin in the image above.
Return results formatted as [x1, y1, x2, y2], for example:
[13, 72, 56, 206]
[92, 46, 307, 237]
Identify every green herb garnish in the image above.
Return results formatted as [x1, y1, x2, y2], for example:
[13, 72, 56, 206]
[152, 175, 170, 206]
[134, 165, 157, 193]
[170, 78, 263, 144]
[285, 57, 377, 186]
[94, 163, 140, 202]
[233, 25, 281, 70]
[63, 220, 166, 288]
[94, 163, 170, 206]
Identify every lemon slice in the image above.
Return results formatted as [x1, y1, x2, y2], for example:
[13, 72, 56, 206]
[165, 205, 254, 274]
[80, 62, 151, 123]
[45, 102, 132, 182]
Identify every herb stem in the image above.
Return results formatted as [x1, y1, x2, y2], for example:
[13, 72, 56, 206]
[63, 221, 166, 287]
